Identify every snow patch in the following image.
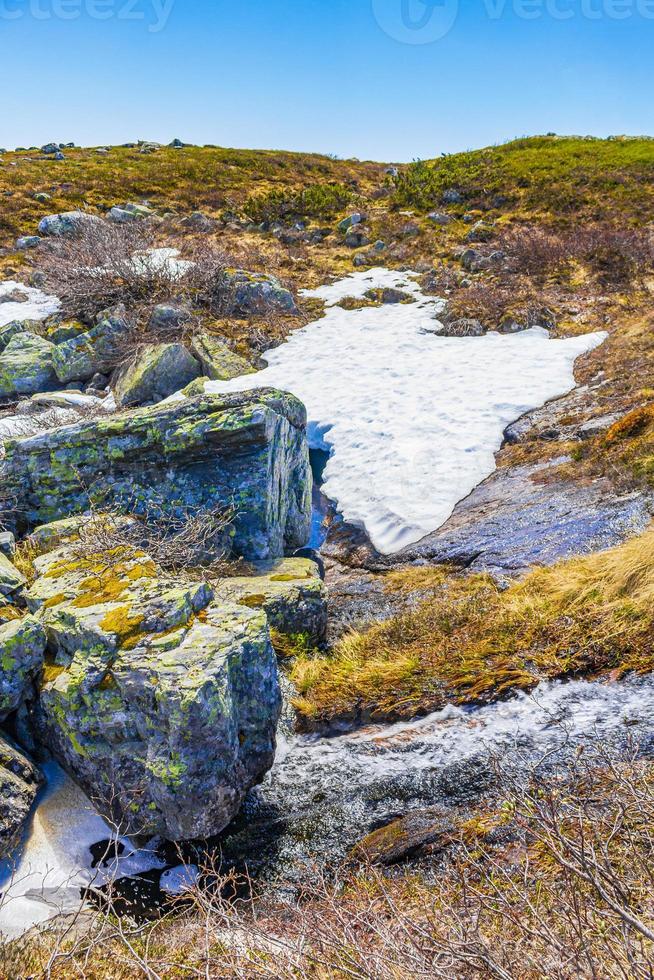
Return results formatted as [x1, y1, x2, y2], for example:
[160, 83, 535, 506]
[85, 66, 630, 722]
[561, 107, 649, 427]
[0, 281, 60, 329]
[179, 268, 606, 554]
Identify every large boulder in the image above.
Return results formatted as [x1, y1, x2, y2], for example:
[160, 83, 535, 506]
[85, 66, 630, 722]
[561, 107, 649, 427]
[189, 331, 254, 381]
[113, 343, 201, 408]
[0, 736, 42, 859]
[52, 309, 129, 384]
[37, 211, 103, 237]
[0, 616, 47, 721]
[28, 544, 281, 840]
[213, 557, 326, 645]
[0, 390, 312, 561]
[0, 333, 58, 397]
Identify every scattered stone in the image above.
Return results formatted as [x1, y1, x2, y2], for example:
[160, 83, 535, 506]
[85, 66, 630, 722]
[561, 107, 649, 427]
[30, 543, 281, 840]
[460, 248, 484, 271]
[497, 317, 527, 334]
[107, 202, 155, 223]
[577, 413, 624, 441]
[373, 240, 386, 252]
[229, 271, 297, 316]
[338, 213, 363, 233]
[0, 390, 312, 561]
[352, 806, 454, 865]
[16, 236, 41, 250]
[180, 211, 215, 232]
[0, 333, 58, 398]
[113, 343, 201, 408]
[0, 288, 29, 304]
[0, 616, 48, 722]
[213, 557, 326, 644]
[0, 553, 27, 599]
[442, 188, 463, 204]
[344, 226, 370, 248]
[189, 331, 254, 380]
[38, 211, 103, 237]
[33, 192, 51, 203]
[41, 143, 59, 155]
[427, 212, 452, 225]
[466, 221, 494, 243]
[52, 308, 129, 384]
[364, 287, 413, 305]
[0, 736, 43, 859]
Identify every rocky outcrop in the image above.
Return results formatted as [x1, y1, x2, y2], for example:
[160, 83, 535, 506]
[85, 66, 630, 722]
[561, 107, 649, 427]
[0, 616, 47, 721]
[0, 736, 42, 859]
[213, 557, 326, 644]
[113, 343, 201, 407]
[28, 542, 282, 840]
[0, 390, 312, 561]
[0, 333, 58, 398]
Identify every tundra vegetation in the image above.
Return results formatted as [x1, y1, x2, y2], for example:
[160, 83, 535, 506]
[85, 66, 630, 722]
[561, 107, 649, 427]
[1, 135, 654, 976]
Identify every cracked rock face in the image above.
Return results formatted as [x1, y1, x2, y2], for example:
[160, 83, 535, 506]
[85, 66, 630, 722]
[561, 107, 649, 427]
[0, 389, 312, 562]
[28, 543, 282, 840]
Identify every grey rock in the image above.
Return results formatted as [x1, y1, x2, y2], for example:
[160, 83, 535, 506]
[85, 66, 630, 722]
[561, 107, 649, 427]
[113, 343, 201, 407]
[0, 333, 58, 397]
[38, 211, 103, 237]
[427, 212, 453, 225]
[0, 390, 312, 561]
[0, 554, 27, 598]
[180, 212, 215, 232]
[577, 413, 623, 441]
[0, 531, 15, 558]
[149, 304, 192, 332]
[0, 616, 48, 722]
[41, 143, 59, 155]
[30, 542, 281, 840]
[229, 272, 297, 316]
[0, 736, 42, 859]
[52, 309, 129, 383]
[344, 226, 370, 248]
[189, 331, 254, 381]
[338, 213, 363, 233]
[0, 319, 30, 352]
[466, 221, 494, 243]
[442, 188, 463, 204]
[16, 236, 41, 250]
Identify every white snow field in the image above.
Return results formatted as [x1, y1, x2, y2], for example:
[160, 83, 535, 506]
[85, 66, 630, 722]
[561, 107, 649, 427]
[180, 268, 607, 554]
[0, 280, 60, 328]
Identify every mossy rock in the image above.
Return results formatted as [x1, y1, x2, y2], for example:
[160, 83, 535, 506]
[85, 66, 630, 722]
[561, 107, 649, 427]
[0, 615, 47, 722]
[0, 333, 58, 398]
[113, 343, 201, 408]
[189, 330, 255, 381]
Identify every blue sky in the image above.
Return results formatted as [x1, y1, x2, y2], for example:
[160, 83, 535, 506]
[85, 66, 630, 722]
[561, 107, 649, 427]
[1, 0, 652, 160]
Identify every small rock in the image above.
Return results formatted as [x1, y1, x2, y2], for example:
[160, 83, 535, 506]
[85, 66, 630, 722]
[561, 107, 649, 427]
[229, 271, 298, 316]
[189, 331, 254, 381]
[0, 288, 29, 304]
[15, 236, 41, 250]
[33, 192, 51, 203]
[352, 807, 454, 865]
[466, 221, 494, 243]
[0, 553, 27, 600]
[180, 211, 215, 233]
[149, 304, 192, 332]
[41, 143, 59, 155]
[338, 213, 364, 233]
[427, 211, 453, 225]
[439, 317, 485, 337]
[52, 309, 129, 384]
[0, 531, 15, 558]
[38, 211, 103, 237]
[373, 240, 386, 252]
[442, 188, 463, 204]
[344, 226, 370, 248]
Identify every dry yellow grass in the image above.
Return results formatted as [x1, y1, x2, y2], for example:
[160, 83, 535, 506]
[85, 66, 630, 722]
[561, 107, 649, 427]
[291, 527, 654, 725]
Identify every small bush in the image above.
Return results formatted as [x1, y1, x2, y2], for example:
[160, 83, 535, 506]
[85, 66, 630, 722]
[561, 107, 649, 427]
[243, 181, 352, 224]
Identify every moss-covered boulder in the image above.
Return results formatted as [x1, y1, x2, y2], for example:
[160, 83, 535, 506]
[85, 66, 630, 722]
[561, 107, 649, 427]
[351, 806, 454, 865]
[189, 331, 255, 381]
[113, 343, 201, 408]
[0, 616, 47, 722]
[29, 544, 281, 840]
[0, 390, 312, 561]
[37, 211, 103, 237]
[52, 310, 129, 384]
[0, 333, 58, 398]
[213, 557, 326, 644]
[0, 736, 42, 859]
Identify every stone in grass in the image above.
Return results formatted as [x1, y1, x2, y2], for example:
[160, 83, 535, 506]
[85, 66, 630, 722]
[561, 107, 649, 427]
[113, 343, 201, 408]
[212, 557, 327, 645]
[16, 236, 41, 250]
[29, 544, 281, 840]
[37, 211, 103, 237]
[189, 330, 254, 381]
[351, 806, 454, 865]
[148, 304, 193, 332]
[0, 615, 47, 722]
[0, 390, 312, 562]
[228, 271, 298, 316]
[0, 736, 43, 859]
[0, 334, 58, 398]
[439, 318, 485, 338]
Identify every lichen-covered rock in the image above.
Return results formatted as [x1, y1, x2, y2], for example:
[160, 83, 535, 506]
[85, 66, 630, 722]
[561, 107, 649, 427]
[213, 558, 326, 644]
[0, 334, 58, 398]
[37, 211, 103, 237]
[351, 806, 454, 865]
[0, 553, 27, 598]
[30, 545, 281, 840]
[113, 344, 201, 407]
[0, 736, 42, 859]
[0, 319, 30, 352]
[52, 310, 129, 384]
[0, 616, 47, 721]
[0, 390, 312, 561]
[228, 271, 297, 316]
[189, 331, 254, 381]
